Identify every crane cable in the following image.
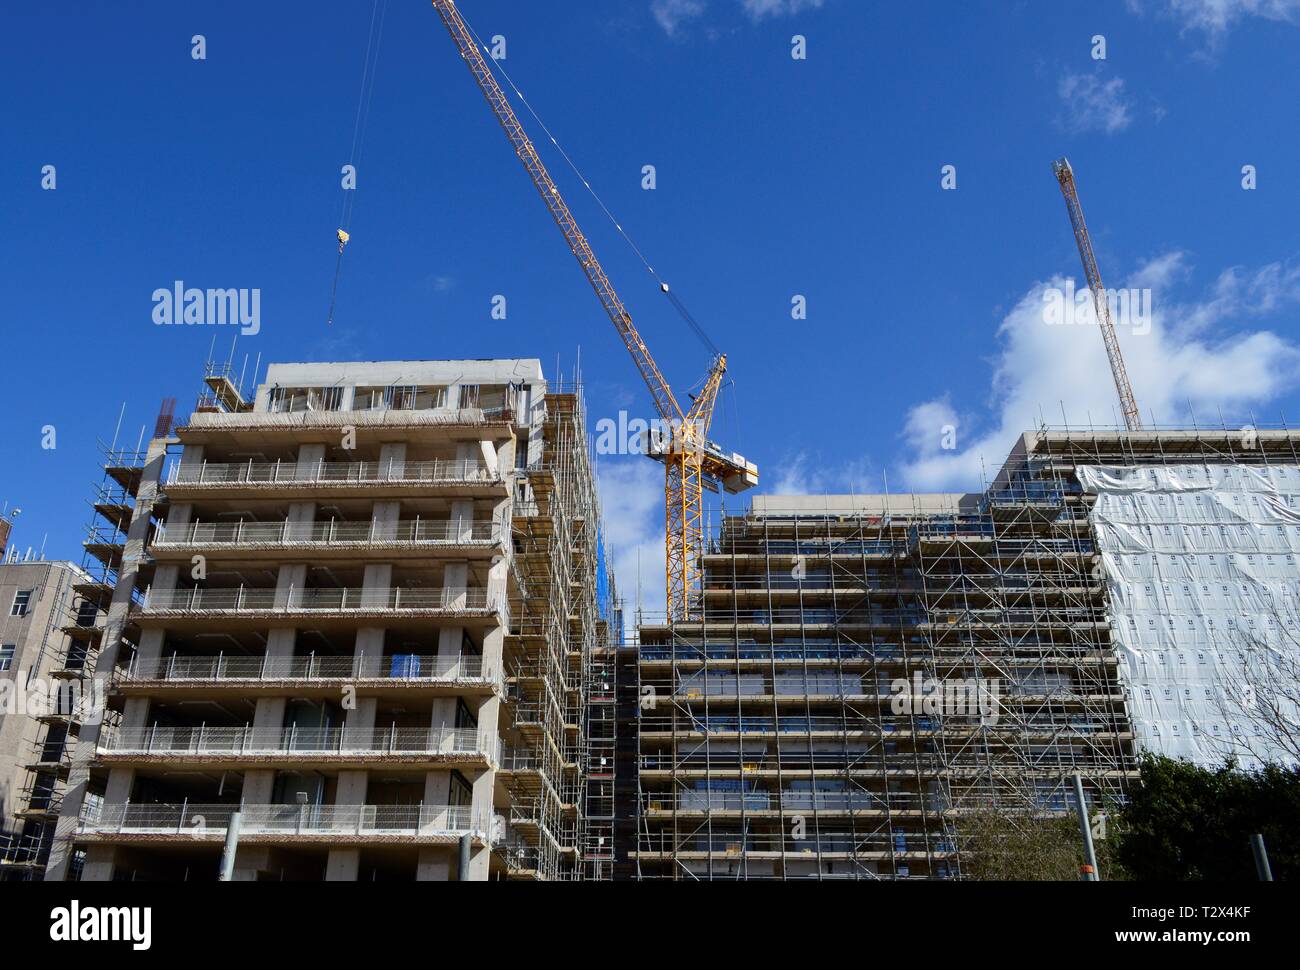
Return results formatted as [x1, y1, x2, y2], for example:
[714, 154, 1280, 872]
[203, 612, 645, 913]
[456, 9, 719, 357]
[328, 0, 388, 326]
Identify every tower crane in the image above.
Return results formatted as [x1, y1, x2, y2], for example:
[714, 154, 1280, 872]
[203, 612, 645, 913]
[1053, 157, 1142, 431]
[431, 0, 758, 621]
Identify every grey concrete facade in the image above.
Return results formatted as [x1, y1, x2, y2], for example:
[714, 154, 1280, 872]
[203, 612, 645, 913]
[45, 358, 617, 881]
[0, 561, 94, 880]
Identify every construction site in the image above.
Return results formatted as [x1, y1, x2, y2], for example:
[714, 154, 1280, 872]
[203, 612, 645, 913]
[619, 426, 1300, 878]
[3, 4, 1295, 891]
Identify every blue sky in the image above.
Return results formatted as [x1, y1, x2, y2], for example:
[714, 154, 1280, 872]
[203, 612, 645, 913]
[3, 0, 1299, 610]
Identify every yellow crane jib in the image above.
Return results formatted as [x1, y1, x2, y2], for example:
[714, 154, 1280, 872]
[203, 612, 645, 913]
[431, 0, 757, 620]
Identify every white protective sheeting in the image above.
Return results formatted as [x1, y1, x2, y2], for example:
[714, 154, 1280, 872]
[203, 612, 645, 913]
[1078, 463, 1300, 768]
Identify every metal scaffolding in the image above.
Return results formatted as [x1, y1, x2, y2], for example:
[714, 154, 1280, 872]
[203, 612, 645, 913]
[498, 384, 620, 880]
[625, 423, 1300, 879]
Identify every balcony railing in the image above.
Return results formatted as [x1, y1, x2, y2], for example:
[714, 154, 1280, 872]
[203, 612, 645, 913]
[167, 458, 497, 487]
[123, 652, 498, 686]
[99, 725, 497, 760]
[140, 586, 499, 615]
[78, 802, 490, 839]
[154, 519, 499, 547]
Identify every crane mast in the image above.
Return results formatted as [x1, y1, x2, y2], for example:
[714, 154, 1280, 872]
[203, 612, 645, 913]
[431, 0, 757, 620]
[1053, 157, 1142, 431]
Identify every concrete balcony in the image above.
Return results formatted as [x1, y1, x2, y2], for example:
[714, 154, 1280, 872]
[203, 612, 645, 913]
[76, 802, 492, 846]
[135, 586, 508, 629]
[117, 652, 504, 700]
[163, 459, 506, 500]
[97, 725, 499, 768]
[151, 519, 502, 562]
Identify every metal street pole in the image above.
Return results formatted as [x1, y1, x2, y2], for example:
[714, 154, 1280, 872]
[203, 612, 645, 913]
[1072, 773, 1100, 881]
[1251, 833, 1273, 881]
[219, 811, 242, 881]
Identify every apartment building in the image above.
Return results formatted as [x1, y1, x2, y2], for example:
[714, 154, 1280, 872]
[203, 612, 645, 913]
[622, 426, 1300, 880]
[0, 560, 100, 881]
[45, 358, 618, 881]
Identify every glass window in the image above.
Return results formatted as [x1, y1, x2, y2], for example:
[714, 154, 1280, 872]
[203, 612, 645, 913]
[10, 589, 33, 616]
[0, 643, 14, 671]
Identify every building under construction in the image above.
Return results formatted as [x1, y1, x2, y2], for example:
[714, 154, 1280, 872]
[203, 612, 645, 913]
[620, 425, 1300, 880]
[44, 358, 618, 881]
[0, 560, 105, 881]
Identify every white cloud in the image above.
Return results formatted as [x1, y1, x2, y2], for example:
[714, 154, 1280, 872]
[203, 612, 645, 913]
[596, 457, 666, 621]
[897, 254, 1300, 492]
[1057, 72, 1133, 135]
[766, 451, 876, 497]
[652, 0, 707, 36]
[740, 0, 826, 19]
[1129, 0, 1300, 36]
[652, 0, 823, 36]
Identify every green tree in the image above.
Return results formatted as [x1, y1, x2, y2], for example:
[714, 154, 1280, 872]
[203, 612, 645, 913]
[1115, 753, 1299, 880]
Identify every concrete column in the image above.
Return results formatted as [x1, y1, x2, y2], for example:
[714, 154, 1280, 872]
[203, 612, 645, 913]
[325, 771, 368, 882]
[246, 627, 295, 771]
[231, 845, 275, 882]
[265, 627, 296, 668]
[121, 697, 151, 731]
[104, 767, 134, 805]
[430, 696, 457, 733]
[296, 443, 326, 481]
[176, 444, 204, 484]
[360, 563, 391, 610]
[444, 561, 468, 610]
[343, 698, 377, 749]
[252, 696, 287, 733]
[379, 442, 406, 479]
[423, 770, 451, 805]
[450, 499, 474, 543]
[164, 503, 193, 538]
[152, 564, 179, 594]
[439, 623, 465, 672]
[80, 845, 120, 882]
[416, 848, 452, 881]
[274, 563, 307, 609]
[133, 627, 166, 680]
[480, 440, 500, 478]
[242, 771, 276, 805]
[486, 556, 508, 613]
[455, 441, 480, 476]
[335, 770, 368, 805]
[285, 501, 316, 541]
[326, 850, 361, 881]
[371, 500, 401, 541]
[353, 627, 384, 677]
